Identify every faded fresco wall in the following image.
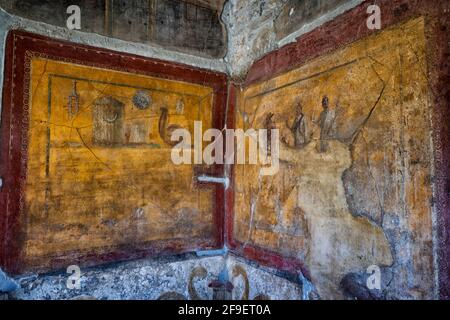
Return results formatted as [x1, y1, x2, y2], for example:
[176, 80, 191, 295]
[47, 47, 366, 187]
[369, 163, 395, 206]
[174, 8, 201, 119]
[0, 7, 227, 116]
[22, 56, 215, 271]
[233, 17, 434, 299]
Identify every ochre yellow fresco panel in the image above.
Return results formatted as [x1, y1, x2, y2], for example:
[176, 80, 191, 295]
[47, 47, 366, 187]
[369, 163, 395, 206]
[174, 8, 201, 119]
[24, 58, 214, 264]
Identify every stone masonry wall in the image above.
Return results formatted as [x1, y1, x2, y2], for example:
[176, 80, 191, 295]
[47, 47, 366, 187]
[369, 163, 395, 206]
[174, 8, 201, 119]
[222, 0, 364, 79]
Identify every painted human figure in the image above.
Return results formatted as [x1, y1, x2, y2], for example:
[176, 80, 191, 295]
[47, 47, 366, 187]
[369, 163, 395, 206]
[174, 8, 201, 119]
[318, 95, 335, 153]
[291, 101, 309, 148]
[263, 112, 276, 155]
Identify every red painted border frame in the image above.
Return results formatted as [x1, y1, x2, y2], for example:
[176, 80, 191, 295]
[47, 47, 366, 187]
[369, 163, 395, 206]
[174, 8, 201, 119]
[226, 0, 450, 298]
[0, 30, 228, 275]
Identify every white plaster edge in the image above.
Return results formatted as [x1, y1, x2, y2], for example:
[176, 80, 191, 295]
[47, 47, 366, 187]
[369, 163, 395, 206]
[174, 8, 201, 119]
[277, 0, 365, 48]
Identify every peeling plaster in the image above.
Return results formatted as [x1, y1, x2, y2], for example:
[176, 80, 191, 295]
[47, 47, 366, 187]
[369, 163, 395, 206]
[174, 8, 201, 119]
[6, 254, 302, 300]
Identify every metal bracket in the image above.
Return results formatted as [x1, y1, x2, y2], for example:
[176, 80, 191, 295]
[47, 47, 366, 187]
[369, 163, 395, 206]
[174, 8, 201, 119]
[197, 175, 230, 189]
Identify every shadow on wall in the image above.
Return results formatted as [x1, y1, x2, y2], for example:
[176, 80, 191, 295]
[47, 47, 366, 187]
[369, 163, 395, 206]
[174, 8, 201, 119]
[0, 0, 227, 58]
